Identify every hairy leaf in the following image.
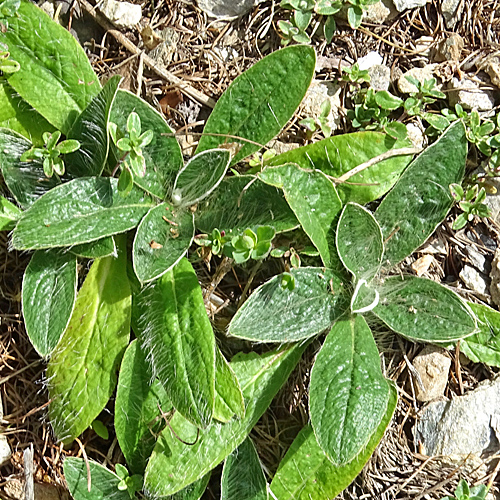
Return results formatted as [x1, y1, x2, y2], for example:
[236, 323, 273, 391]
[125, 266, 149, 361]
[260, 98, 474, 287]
[259, 164, 342, 268]
[265, 132, 412, 204]
[12, 177, 153, 250]
[309, 315, 390, 464]
[0, 195, 21, 230]
[373, 276, 476, 342]
[144, 345, 306, 497]
[71, 237, 117, 259]
[133, 258, 215, 428]
[269, 383, 397, 500]
[196, 46, 315, 165]
[110, 90, 183, 199]
[336, 203, 383, 282]
[169, 473, 211, 500]
[47, 238, 131, 442]
[0, 1, 100, 133]
[22, 250, 77, 358]
[221, 438, 267, 500]
[115, 339, 172, 474]
[375, 121, 467, 267]
[195, 176, 298, 235]
[229, 268, 349, 342]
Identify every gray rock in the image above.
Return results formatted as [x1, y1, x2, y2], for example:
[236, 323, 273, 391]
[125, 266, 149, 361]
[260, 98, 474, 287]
[301, 80, 342, 133]
[490, 248, 500, 307]
[465, 246, 489, 274]
[433, 33, 464, 62]
[441, 0, 464, 28]
[197, 0, 264, 18]
[412, 345, 451, 402]
[99, 0, 141, 28]
[414, 377, 500, 459]
[392, 0, 430, 12]
[368, 64, 391, 91]
[460, 264, 490, 297]
[448, 77, 496, 111]
[478, 54, 500, 89]
[147, 28, 179, 67]
[362, 0, 398, 24]
[398, 65, 439, 93]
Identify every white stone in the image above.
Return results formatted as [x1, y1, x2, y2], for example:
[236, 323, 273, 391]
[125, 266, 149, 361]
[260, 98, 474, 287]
[0, 435, 10, 467]
[460, 264, 490, 297]
[406, 122, 427, 148]
[412, 345, 451, 402]
[392, 0, 430, 12]
[441, 0, 463, 28]
[398, 65, 439, 93]
[448, 77, 496, 111]
[357, 51, 383, 71]
[99, 0, 141, 28]
[301, 81, 342, 133]
[362, 0, 398, 23]
[368, 64, 391, 91]
[197, 0, 265, 18]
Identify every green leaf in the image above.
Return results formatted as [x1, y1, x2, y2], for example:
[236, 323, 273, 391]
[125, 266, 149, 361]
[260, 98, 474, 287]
[0, 81, 55, 144]
[118, 166, 134, 197]
[259, 163, 342, 268]
[0, 128, 59, 208]
[0, 195, 20, 230]
[269, 383, 397, 500]
[0, 1, 100, 133]
[47, 238, 131, 442]
[221, 438, 268, 500]
[132, 203, 194, 283]
[347, 5, 362, 28]
[64, 458, 131, 500]
[71, 237, 117, 259]
[133, 258, 215, 428]
[459, 302, 500, 367]
[375, 121, 467, 267]
[64, 75, 121, 179]
[265, 132, 412, 205]
[196, 46, 315, 165]
[336, 203, 383, 282]
[309, 315, 390, 464]
[144, 344, 306, 497]
[195, 176, 298, 235]
[168, 473, 211, 500]
[373, 276, 476, 342]
[214, 347, 245, 423]
[173, 148, 231, 206]
[384, 121, 407, 141]
[115, 339, 172, 474]
[12, 177, 153, 250]
[229, 268, 349, 342]
[110, 90, 183, 199]
[375, 91, 403, 110]
[22, 250, 77, 358]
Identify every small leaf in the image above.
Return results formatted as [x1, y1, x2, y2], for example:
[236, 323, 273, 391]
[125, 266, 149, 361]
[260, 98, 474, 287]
[309, 315, 390, 464]
[347, 6, 362, 28]
[64, 457, 131, 500]
[384, 121, 407, 141]
[47, 237, 131, 442]
[133, 258, 216, 428]
[0, 195, 21, 230]
[375, 91, 403, 110]
[373, 276, 476, 342]
[173, 148, 231, 206]
[196, 46, 316, 165]
[229, 268, 349, 342]
[132, 203, 194, 283]
[71, 237, 117, 259]
[118, 166, 134, 197]
[221, 438, 267, 500]
[22, 250, 77, 358]
[336, 203, 383, 282]
[91, 420, 109, 440]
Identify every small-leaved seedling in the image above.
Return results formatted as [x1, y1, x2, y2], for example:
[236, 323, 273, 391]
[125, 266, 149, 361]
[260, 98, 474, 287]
[440, 479, 488, 500]
[450, 182, 492, 230]
[115, 464, 143, 500]
[299, 99, 333, 138]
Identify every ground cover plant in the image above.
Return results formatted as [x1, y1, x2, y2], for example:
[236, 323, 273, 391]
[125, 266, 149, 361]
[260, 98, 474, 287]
[3, 2, 500, 500]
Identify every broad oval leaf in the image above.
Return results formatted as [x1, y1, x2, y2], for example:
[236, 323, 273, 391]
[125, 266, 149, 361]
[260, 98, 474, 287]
[221, 438, 267, 500]
[375, 121, 467, 267]
[172, 148, 230, 206]
[115, 339, 172, 474]
[196, 45, 315, 164]
[133, 258, 215, 428]
[214, 347, 245, 423]
[22, 250, 77, 358]
[229, 268, 349, 342]
[309, 314, 390, 464]
[195, 176, 298, 235]
[64, 75, 121, 179]
[110, 90, 183, 199]
[64, 457, 131, 500]
[144, 345, 306, 497]
[269, 383, 397, 500]
[265, 132, 412, 205]
[336, 203, 383, 282]
[0, 128, 58, 208]
[373, 276, 476, 342]
[71, 237, 117, 259]
[259, 164, 342, 268]
[132, 202, 194, 283]
[0, 2, 100, 133]
[11, 177, 153, 250]
[0, 195, 21, 230]
[47, 238, 131, 442]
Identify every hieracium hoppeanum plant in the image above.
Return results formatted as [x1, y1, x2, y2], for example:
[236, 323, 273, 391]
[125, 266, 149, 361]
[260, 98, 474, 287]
[1, 2, 496, 499]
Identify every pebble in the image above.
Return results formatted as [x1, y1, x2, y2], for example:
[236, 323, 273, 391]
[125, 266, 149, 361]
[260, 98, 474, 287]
[460, 264, 490, 298]
[448, 76, 496, 111]
[357, 51, 383, 71]
[99, 0, 141, 28]
[412, 345, 451, 402]
[368, 64, 391, 91]
[392, 0, 430, 12]
[441, 0, 464, 28]
[197, 0, 264, 18]
[301, 80, 342, 133]
[398, 65, 439, 93]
